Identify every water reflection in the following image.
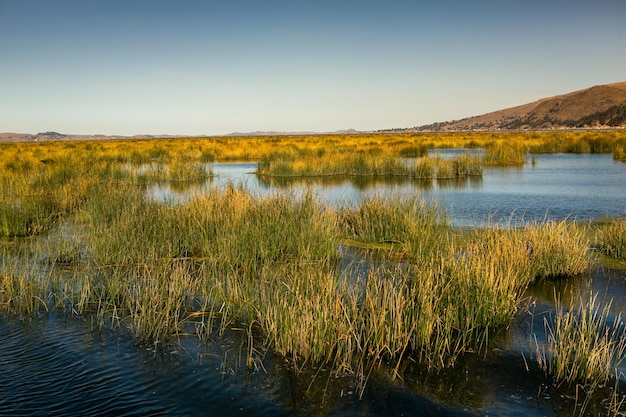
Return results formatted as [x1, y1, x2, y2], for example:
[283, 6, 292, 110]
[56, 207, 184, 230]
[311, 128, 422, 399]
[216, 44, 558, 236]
[147, 153, 626, 227]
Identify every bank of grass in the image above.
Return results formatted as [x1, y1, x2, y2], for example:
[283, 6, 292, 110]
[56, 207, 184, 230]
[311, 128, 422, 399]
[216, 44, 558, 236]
[0, 152, 96, 237]
[0, 142, 211, 237]
[101, 193, 590, 379]
[2, 186, 599, 387]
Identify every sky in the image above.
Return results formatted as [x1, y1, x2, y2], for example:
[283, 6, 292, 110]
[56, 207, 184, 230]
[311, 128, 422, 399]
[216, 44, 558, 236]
[1, 0, 625, 136]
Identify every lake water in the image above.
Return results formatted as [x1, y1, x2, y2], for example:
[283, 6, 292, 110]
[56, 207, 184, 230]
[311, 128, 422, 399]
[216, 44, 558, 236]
[152, 152, 626, 227]
[2, 152, 626, 416]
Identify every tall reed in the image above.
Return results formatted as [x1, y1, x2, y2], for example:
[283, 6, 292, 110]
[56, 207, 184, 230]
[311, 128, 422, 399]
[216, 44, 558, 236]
[482, 141, 526, 166]
[536, 292, 626, 388]
[0, 253, 51, 315]
[522, 220, 591, 279]
[339, 194, 446, 247]
[596, 219, 626, 260]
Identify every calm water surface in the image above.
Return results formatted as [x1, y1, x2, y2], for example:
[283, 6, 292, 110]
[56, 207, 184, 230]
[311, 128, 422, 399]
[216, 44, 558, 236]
[153, 153, 626, 226]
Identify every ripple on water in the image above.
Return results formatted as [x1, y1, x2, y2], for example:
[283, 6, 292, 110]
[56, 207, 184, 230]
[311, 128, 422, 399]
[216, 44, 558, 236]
[0, 315, 289, 417]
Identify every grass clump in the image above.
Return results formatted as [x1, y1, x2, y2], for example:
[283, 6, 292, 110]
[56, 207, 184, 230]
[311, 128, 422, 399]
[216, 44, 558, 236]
[0, 254, 51, 316]
[522, 220, 591, 279]
[596, 219, 626, 260]
[482, 141, 526, 166]
[340, 195, 445, 246]
[537, 292, 626, 388]
[413, 157, 435, 179]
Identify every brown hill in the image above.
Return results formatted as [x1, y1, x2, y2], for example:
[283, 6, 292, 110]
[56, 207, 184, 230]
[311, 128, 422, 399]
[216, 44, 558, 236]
[417, 82, 626, 131]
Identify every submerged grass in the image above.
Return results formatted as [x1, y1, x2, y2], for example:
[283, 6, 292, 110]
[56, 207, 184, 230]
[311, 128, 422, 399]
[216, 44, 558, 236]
[537, 292, 626, 388]
[0, 252, 51, 316]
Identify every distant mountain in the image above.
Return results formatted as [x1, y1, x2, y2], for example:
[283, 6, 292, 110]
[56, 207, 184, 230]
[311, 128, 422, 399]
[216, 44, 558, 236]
[0, 129, 364, 142]
[0, 131, 69, 142]
[0, 132, 165, 142]
[414, 82, 626, 132]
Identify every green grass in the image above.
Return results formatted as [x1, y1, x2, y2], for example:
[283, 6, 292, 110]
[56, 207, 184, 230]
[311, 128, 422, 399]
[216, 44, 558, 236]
[2, 189, 596, 372]
[596, 219, 626, 260]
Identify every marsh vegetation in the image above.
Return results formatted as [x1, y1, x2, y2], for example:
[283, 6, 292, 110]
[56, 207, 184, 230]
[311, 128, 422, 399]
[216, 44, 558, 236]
[1, 131, 626, 416]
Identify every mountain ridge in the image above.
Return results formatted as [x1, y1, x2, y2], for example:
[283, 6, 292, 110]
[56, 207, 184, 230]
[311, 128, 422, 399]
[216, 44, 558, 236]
[413, 81, 626, 132]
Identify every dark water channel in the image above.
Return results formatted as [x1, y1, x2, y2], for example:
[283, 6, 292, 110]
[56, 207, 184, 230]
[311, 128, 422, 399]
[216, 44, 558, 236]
[2, 152, 626, 416]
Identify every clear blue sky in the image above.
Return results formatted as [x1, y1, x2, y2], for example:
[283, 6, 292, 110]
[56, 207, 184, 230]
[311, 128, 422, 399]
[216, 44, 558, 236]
[1, 0, 625, 135]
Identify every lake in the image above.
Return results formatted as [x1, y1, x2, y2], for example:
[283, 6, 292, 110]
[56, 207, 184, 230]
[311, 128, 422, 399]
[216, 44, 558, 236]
[152, 152, 626, 227]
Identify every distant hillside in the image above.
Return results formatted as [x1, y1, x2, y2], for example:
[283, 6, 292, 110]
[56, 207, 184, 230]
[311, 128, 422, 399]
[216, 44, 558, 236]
[0, 129, 364, 143]
[0, 132, 181, 143]
[415, 82, 626, 131]
[0, 132, 67, 142]
[0, 132, 115, 142]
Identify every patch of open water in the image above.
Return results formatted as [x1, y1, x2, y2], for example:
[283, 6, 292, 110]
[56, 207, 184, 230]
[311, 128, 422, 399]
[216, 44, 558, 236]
[151, 153, 626, 227]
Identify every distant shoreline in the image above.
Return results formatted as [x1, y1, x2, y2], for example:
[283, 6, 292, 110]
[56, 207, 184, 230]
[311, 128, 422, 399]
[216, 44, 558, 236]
[3, 127, 626, 143]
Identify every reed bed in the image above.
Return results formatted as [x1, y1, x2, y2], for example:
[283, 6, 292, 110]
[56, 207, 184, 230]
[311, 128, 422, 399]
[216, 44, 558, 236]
[0, 134, 620, 399]
[482, 141, 526, 166]
[2, 186, 595, 356]
[2, 130, 626, 170]
[258, 151, 483, 180]
[1, 129, 624, 238]
[257, 152, 411, 178]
